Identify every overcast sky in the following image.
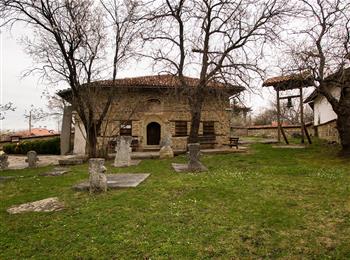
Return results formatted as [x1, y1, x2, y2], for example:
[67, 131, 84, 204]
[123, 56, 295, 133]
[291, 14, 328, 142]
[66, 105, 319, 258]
[0, 24, 274, 132]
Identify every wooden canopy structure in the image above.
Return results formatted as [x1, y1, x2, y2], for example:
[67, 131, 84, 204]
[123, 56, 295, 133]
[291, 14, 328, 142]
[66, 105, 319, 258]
[263, 72, 314, 144]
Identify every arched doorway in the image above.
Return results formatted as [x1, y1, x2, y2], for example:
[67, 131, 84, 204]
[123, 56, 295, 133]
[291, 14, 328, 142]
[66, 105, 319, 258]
[147, 122, 161, 145]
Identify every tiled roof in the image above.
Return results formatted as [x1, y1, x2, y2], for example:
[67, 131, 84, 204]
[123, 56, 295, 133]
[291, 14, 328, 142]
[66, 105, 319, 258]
[58, 75, 245, 98]
[304, 67, 350, 103]
[11, 128, 58, 138]
[92, 75, 242, 89]
[263, 72, 313, 90]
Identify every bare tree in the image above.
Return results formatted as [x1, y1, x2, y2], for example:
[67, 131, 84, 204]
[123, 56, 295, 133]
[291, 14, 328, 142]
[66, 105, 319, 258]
[45, 93, 67, 132]
[286, 0, 350, 156]
[1, 0, 141, 157]
[253, 100, 313, 126]
[143, 0, 287, 139]
[142, 0, 288, 168]
[0, 102, 16, 120]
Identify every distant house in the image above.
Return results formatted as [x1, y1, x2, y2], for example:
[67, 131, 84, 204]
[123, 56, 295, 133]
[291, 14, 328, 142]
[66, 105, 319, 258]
[0, 128, 59, 145]
[9, 128, 59, 142]
[58, 75, 244, 155]
[11, 128, 58, 138]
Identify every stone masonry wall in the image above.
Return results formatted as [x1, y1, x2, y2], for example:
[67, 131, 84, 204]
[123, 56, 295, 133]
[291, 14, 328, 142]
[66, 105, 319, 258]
[231, 124, 315, 139]
[315, 120, 339, 143]
[73, 89, 231, 153]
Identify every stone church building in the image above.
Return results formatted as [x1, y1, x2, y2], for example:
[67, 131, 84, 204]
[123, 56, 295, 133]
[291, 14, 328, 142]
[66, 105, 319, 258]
[58, 75, 244, 155]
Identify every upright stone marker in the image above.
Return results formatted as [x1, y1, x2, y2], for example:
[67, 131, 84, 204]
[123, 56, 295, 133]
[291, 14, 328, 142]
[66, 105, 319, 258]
[89, 158, 107, 193]
[26, 151, 39, 168]
[187, 143, 207, 171]
[0, 152, 9, 170]
[60, 106, 73, 155]
[159, 135, 174, 159]
[114, 136, 133, 167]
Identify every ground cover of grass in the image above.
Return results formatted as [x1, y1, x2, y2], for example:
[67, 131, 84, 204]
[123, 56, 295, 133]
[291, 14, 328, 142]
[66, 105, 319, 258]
[1, 139, 350, 259]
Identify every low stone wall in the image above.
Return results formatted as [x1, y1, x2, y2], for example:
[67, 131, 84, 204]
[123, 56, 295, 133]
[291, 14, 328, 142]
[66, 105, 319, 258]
[231, 124, 315, 139]
[315, 120, 339, 143]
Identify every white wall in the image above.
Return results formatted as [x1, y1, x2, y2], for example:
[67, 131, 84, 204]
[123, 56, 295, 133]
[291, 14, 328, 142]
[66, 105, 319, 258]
[313, 87, 340, 125]
[73, 119, 86, 155]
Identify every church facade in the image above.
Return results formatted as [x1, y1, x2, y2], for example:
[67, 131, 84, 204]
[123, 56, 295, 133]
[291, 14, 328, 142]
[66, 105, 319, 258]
[58, 75, 243, 155]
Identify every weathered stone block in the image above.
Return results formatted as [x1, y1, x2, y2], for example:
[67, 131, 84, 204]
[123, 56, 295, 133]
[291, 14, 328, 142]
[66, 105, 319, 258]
[159, 145, 174, 159]
[58, 158, 84, 166]
[0, 152, 9, 170]
[26, 151, 39, 168]
[7, 197, 64, 214]
[114, 136, 133, 167]
[89, 158, 107, 193]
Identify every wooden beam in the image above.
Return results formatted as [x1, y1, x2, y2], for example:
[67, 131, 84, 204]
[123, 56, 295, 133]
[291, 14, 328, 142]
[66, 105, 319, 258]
[276, 88, 281, 142]
[300, 87, 305, 144]
[280, 126, 289, 144]
[303, 125, 312, 144]
[279, 94, 301, 100]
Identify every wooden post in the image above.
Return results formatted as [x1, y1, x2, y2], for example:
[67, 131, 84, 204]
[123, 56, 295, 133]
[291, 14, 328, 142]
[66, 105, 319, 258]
[276, 88, 281, 142]
[299, 87, 305, 144]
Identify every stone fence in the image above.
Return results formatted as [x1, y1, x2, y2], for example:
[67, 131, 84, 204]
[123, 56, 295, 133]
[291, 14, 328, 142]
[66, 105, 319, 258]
[231, 123, 315, 139]
[314, 119, 339, 143]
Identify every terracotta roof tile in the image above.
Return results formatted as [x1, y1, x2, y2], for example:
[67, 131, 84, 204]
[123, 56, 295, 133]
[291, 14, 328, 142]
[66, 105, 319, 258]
[263, 71, 313, 89]
[58, 75, 244, 99]
[92, 75, 243, 90]
[11, 128, 58, 138]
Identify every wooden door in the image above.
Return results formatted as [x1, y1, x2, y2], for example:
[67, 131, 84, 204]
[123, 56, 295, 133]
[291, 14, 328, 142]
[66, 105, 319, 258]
[147, 122, 161, 145]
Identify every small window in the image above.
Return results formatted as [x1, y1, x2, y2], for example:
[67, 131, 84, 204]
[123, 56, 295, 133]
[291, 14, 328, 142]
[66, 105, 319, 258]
[175, 121, 187, 136]
[120, 120, 132, 136]
[203, 121, 215, 136]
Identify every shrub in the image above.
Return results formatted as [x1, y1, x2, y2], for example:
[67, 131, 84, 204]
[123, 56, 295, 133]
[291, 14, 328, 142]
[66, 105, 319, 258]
[3, 137, 60, 155]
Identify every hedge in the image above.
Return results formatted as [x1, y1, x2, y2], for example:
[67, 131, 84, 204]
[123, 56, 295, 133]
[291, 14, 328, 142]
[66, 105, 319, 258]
[3, 137, 60, 155]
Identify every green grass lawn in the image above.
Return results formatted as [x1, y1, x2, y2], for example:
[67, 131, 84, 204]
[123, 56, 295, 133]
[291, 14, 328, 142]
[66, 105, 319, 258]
[1, 140, 350, 259]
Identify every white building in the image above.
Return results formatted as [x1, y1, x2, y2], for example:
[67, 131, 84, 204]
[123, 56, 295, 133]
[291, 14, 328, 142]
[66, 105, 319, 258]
[304, 82, 342, 143]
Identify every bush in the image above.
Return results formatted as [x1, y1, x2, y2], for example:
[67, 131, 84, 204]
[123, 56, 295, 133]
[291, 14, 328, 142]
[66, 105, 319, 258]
[3, 137, 60, 155]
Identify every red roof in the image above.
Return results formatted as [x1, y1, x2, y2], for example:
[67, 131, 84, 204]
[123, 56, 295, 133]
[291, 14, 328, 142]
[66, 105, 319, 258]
[94, 75, 236, 89]
[58, 74, 245, 99]
[263, 72, 313, 90]
[11, 128, 58, 138]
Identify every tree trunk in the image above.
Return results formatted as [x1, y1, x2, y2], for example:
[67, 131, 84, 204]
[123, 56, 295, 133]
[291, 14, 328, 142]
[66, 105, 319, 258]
[86, 125, 98, 158]
[336, 93, 350, 157]
[188, 93, 204, 143]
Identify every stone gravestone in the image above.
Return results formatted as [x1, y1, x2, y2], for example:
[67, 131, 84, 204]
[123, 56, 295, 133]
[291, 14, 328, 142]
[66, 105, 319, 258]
[89, 158, 107, 193]
[114, 136, 133, 167]
[0, 152, 9, 170]
[159, 135, 174, 159]
[26, 151, 39, 168]
[187, 143, 207, 171]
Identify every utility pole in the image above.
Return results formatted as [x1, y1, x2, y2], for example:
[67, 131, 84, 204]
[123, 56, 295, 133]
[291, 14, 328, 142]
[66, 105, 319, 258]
[29, 110, 32, 135]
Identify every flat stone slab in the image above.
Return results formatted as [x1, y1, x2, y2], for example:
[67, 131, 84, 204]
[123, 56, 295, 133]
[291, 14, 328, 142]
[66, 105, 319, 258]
[171, 163, 208, 173]
[114, 160, 142, 168]
[129, 160, 141, 166]
[7, 197, 64, 214]
[58, 159, 84, 166]
[73, 173, 150, 191]
[39, 167, 70, 177]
